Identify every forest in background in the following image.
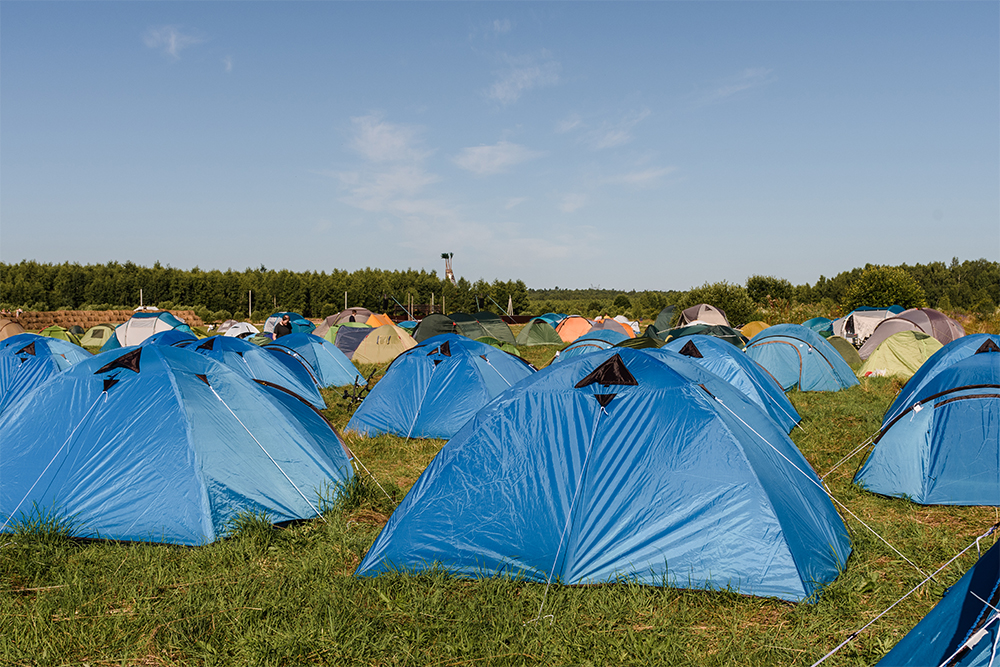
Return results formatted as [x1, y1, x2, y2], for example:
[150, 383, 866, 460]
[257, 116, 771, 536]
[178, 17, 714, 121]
[0, 257, 996, 324]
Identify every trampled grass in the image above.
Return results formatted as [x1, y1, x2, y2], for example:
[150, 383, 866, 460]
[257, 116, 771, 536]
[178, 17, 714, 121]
[2, 350, 998, 666]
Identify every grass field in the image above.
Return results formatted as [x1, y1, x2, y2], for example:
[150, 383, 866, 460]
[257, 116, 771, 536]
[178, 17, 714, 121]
[2, 339, 998, 666]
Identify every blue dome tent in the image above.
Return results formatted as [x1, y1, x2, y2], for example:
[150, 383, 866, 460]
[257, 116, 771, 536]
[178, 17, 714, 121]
[0, 345, 353, 545]
[186, 335, 326, 410]
[661, 335, 801, 433]
[551, 335, 619, 365]
[138, 329, 198, 347]
[265, 333, 363, 388]
[0, 334, 92, 415]
[854, 341, 999, 505]
[345, 334, 536, 440]
[355, 348, 851, 602]
[883, 334, 1000, 426]
[875, 538, 999, 666]
[745, 324, 859, 392]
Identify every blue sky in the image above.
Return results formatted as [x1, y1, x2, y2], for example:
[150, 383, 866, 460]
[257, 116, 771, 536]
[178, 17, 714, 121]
[2, 2, 997, 291]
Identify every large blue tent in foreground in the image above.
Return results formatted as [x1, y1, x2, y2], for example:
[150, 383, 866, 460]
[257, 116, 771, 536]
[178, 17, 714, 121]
[356, 348, 851, 602]
[0, 345, 353, 545]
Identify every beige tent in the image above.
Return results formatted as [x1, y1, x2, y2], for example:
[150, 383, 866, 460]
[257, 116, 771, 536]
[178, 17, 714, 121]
[678, 304, 731, 327]
[0, 318, 26, 342]
[80, 323, 118, 348]
[351, 324, 417, 365]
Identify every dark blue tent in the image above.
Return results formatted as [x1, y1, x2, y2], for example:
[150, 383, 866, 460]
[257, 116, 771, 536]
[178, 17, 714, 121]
[355, 348, 851, 602]
[345, 334, 535, 440]
[0, 334, 92, 415]
[334, 326, 373, 359]
[854, 341, 999, 505]
[265, 333, 363, 388]
[186, 335, 326, 410]
[661, 335, 801, 433]
[0, 345, 352, 545]
[876, 538, 999, 666]
[745, 324, 859, 391]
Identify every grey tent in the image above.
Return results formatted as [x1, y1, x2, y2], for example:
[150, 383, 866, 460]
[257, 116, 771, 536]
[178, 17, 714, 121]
[677, 304, 731, 328]
[857, 308, 965, 360]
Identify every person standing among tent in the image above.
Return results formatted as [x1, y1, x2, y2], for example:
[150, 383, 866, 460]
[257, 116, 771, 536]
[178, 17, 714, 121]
[274, 314, 293, 338]
[348, 309, 358, 323]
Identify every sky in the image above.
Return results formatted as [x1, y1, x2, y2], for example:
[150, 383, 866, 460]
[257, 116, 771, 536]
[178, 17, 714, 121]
[1, 2, 998, 292]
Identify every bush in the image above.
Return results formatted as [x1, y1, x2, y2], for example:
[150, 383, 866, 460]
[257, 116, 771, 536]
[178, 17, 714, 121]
[746, 275, 793, 303]
[842, 266, 927, 313]
[675, 282, 756, 327]
[612, 295, 632, 311]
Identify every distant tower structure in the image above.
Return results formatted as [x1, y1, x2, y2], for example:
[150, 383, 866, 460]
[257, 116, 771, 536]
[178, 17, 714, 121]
[442, 252, 456, 286]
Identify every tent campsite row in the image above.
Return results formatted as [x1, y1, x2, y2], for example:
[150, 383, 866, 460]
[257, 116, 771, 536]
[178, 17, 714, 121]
[2, 304, 996, 657]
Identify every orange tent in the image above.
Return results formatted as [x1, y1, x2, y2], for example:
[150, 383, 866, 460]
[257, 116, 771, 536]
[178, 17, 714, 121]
[555, 315, 593, 343]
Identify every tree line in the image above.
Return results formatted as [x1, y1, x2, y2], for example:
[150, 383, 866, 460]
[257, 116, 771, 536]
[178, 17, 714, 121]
[0, 261, 530, 322]
[0, 257, 995, 323]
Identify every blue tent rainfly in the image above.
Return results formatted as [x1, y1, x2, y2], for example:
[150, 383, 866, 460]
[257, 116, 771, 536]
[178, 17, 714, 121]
[355, 348, 851, 602]
[345, 334, 535, 440]
[0, 345, 353, 545]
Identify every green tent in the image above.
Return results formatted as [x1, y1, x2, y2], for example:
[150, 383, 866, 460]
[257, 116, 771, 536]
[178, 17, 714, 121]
[39, 325, 82, 346]
[826, 335, 863, 371]
[80, 323, 117, 348]
[472, 312, 516, 346]
[653, 305, 676, 332]
[856, 331, 943, 379]
[662, 324, 747, 349]
[515, 319, 563, 346]
[475, 336, 522, 357]
[615, 335, 665, 350]
[413, 314, 458, 342]
[450, 313, 490, 340]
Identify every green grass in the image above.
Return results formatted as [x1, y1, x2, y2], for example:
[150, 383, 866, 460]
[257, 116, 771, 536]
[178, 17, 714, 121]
[2, 365, 998, 666]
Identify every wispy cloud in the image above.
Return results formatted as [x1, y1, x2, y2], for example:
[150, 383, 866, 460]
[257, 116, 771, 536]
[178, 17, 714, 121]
[223, 56, 233, 73]
[588, 108, 651, 150]
[453, 141, 545, 176]
[349, 113, 431, 163]
[555, 114, 584, 134]
[486, 54, 560, 106]
[559, 193, 588, 213]
[697, 68, 775, 105]
[492, 19, 512, 35]
[604, 166, 677, 188]
[332, 114, 440, 214]
[505, 197, 527, 209]
[144, 26, 204, 60]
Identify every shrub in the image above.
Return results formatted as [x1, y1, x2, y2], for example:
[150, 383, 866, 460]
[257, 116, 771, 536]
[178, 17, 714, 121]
[842, 266, 927, 313]
[612, 295, 632, 311]
[746, 275, 793, 303]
